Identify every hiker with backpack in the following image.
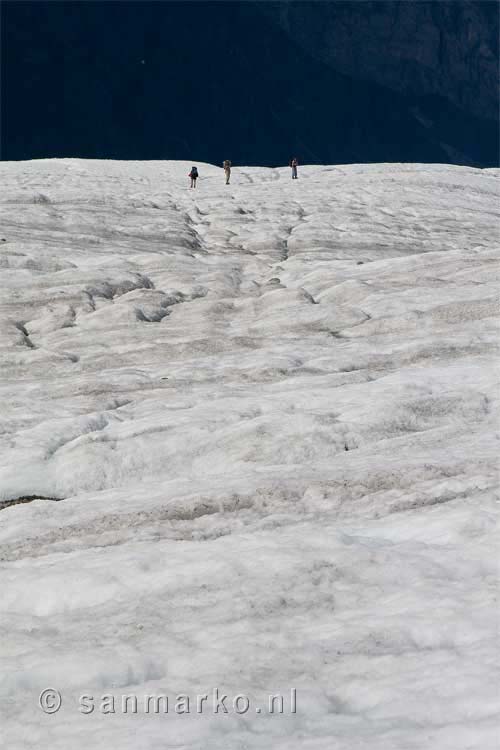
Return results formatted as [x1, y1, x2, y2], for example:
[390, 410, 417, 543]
[189, 166, 199, 188]
[223, 159, 232, 185]
[290, 157, 298, 179]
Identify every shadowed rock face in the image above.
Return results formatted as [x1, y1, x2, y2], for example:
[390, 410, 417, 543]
[1, 1, 498, 165]
[261, 1, 499, 121]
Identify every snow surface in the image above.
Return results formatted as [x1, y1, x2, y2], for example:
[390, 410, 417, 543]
[0, 160, 499, 749]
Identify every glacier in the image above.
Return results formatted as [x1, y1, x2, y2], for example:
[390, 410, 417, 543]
[0, 159, 499, 749]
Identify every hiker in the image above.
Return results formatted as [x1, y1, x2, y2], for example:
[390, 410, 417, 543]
[223, 159, 231, 185]
[189, 166, 199, 188]
[289, 157, 298, 179]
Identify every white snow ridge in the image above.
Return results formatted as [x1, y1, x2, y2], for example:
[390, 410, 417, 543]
[0, 159, 499, 749]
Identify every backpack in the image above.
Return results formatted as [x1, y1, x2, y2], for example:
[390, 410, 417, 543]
[223, 160, 231, 169]
[191, 167, 198, 178]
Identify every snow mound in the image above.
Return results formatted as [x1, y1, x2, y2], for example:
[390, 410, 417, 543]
[0, 159, 499, 749]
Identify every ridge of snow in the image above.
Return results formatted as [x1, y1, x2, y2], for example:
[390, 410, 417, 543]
[0, 160, 499, 749]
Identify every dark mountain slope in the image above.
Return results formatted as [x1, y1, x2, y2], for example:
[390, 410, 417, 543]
[1, 1, 497, 165]
[262, 1, 498, 121]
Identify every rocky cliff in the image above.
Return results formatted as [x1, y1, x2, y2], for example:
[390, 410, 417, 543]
[261, 1, 498, 121]
[1, 1, 498, 165]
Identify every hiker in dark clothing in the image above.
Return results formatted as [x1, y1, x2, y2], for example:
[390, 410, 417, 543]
[189, 166, 199, 188]
[290, 157, 298, 179]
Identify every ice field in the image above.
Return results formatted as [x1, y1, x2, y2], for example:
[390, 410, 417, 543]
[0, 159, 499, 748]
